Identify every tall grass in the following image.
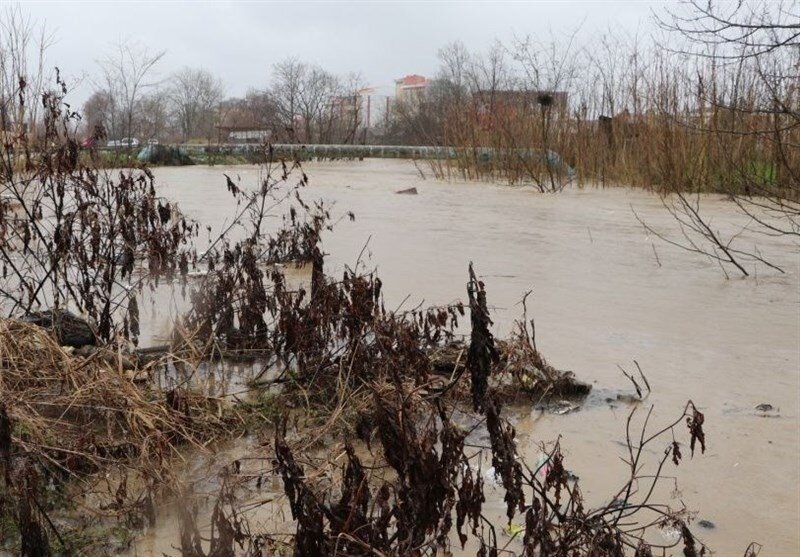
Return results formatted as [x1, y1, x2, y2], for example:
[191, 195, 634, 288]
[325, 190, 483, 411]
[424, 33, 798, 200]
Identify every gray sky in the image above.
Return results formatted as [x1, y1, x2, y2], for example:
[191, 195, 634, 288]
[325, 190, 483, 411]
[19, 1, 671, 105]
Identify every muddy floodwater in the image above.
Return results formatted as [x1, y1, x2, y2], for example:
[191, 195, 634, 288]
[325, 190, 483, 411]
[137, 159, 799, 555]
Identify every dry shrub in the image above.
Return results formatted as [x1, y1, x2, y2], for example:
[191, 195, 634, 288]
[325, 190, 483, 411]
[270, 381, 481, 557]
[0, 319, 227, 471]
[0, 318, 238, 551]
[261, 382, 710, 557]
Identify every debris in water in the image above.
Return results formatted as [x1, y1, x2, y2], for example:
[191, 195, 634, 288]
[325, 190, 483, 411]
[754, 403, 780, 417]
[503, 522, 525, 536]
[548, 400, 580, 415]
[534, 453, 551, 478]
[659, 522, 682, 544]
[396, 187, 418, 195]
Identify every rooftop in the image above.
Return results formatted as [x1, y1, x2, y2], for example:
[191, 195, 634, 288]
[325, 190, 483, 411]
[395, 74, 429, 87]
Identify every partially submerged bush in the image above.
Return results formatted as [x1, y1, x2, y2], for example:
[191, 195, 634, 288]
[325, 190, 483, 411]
[172, 261, 713, 557]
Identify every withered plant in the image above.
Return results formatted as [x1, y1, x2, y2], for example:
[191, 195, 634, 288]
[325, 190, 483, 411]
[0, 74, 197, 343]
[177, 264, 724, 557]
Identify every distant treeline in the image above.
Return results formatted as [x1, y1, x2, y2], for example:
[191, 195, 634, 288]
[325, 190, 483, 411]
[1, 2, 797, 198]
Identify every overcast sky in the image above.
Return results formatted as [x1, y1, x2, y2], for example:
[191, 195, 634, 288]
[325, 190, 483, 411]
[19, 1, 673, 105]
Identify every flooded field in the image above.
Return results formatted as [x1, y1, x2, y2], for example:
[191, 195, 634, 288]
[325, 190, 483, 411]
[138, 159, 799, 555]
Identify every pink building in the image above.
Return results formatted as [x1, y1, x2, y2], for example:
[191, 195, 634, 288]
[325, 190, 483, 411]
[394, 74, 430, 103]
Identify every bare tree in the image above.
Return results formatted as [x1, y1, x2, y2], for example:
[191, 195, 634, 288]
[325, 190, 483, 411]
[469, 41, 512, 111]
[341, 73, 368, 144]
[659, 0, 800, 59]
[168, 67, 224, 142]
[82, 89, 113, 139]
[319, 72, 368, 144]
[270, 58, 305, 141]
[387, 44, 474, 147]
[297, 65, 338, 143]
[269, 58, 344, 143]
[215, 90, 281, 144]
[97, 40, 165, 142]
[136, 89, 171, 142]
[512, 30, 582, 191]
[0, 6, 52, 151]
[437, 40, 471, 105]
[659, 1, 800, 237]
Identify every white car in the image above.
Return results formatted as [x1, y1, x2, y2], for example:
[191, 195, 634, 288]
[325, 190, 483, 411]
[107, 138, 140, 148]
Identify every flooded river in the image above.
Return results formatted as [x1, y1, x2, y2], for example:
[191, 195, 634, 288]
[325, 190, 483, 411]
[137, 159, 798, 555]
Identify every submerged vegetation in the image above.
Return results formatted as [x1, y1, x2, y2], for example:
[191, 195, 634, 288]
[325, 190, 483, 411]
[394, 3, 798, 199]
[0, 2, 791, 555]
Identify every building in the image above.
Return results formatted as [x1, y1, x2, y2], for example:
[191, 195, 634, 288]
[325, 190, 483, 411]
[215, 99, 273, 144]
[331, 87, 375, 128]
[394, 74, 431, 104]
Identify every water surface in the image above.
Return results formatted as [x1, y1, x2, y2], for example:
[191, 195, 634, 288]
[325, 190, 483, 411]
[145, 159, 799, 555]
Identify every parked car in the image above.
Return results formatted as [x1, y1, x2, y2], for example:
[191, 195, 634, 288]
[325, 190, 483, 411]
[147, 138, 159, 146]
[107, 138, 140, 149]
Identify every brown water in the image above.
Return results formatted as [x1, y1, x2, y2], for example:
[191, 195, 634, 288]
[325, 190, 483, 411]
[137, 159, 799, 555]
